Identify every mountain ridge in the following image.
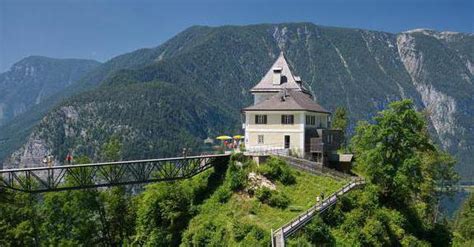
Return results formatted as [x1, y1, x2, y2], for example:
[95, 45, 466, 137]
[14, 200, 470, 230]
[0, 56, 101, 126]
[1, 23, 473, 181]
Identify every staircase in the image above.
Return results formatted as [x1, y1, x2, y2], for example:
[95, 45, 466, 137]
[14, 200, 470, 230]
[271, 178, 365, 247]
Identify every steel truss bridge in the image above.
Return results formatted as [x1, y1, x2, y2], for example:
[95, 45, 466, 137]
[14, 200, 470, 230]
[0, 154, 230, 193]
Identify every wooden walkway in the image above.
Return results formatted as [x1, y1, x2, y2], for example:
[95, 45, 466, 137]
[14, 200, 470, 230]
[271, 177, 365, 247]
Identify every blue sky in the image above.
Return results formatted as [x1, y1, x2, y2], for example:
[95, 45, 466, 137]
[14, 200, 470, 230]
[0, 0, 472, 72]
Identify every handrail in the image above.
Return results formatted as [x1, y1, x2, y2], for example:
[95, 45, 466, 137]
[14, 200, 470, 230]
[271, 177, 365, 245]
[276, 155, 350, 179]
[0, 154, 231, 193]
[0, 153, 231, 173]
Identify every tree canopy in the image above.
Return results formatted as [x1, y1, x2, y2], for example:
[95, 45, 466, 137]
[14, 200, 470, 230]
[290, 99, 460, 246]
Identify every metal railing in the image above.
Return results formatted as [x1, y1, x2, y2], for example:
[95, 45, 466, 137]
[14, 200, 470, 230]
[276, 155, 351, 180]
[244, 143, 289, 156]
[271, 177, 365, 246]
[0, 154, 230, 193]
[309, 142, 324, 152]
[245, 145, 350, 180]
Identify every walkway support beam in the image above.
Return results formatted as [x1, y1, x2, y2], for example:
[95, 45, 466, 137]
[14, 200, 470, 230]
[0, 154, 230, 193]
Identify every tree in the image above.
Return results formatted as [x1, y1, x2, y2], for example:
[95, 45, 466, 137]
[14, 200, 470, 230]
[332, 106, 348, 149]
[39, 189, 106, 245]
[453, 193, 474, 246]
[134, 182, 193, 246]
[100, 187, 136, 245]
[303, 216, 334, 245]
[351, 99, 458, 204]
[39, 155, 110, 245]
[332, 106, 348, 133]
[0, 189, 40, 246]
[98, 137, 136, 245]
[101, 136, 123, 162]
[348, 99, 459, 245]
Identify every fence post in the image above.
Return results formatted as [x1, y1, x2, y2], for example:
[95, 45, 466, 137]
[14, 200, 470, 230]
[271, 229, 274, 247]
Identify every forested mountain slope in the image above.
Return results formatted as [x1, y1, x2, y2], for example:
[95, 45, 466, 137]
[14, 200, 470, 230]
[2, 23, 473, 181]
[0, 56, 100, 126]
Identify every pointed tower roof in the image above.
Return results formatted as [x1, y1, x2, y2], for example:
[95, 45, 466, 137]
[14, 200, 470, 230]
[250, 52, 306, 93]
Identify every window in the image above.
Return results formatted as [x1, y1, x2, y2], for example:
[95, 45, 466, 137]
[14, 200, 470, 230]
[317, 116, 323, 128]
[258, 135, 264, 144]
[327, 134, 333, 144]
[255, 114, 267, 124]
[281, 114, 294, 124]
[306, 115, 316, 125]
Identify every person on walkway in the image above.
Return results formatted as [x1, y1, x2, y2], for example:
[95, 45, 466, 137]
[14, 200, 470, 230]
[321, 192, 325, 200]
[66, 153, 73, 165]
[316, 196, 320, 204]
[47, 155, 53, 168]
[42, 155, 48, 167]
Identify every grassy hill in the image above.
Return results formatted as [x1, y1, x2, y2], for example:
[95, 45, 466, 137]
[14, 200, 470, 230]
[180, 155, 346, 246]
[183, 156, 347, 246]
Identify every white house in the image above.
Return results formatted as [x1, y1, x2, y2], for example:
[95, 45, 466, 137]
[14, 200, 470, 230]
[242, 53, 341, 162]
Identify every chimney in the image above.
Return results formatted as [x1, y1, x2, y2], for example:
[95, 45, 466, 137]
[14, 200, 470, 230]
[281, 88, 288, 101]
[294, 76, 302, 87]
[272, 67, 282, 85]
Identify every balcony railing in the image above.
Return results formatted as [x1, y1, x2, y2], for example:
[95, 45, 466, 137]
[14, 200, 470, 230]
[309, 138, 324, 153]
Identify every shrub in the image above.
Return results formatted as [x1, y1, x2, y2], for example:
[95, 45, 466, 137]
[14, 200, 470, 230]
[279, 166, 296, 185]
[258, 159, 281, 179]
[249, 200, 261, 215]
[214, 186, 232, 203]
[230, 152, 247, 163]
[303, 216, 335, 245]
[268, 191, 290, 209]
[227, 161, 247, 191]
[233, 221, 266, 243]
[181, 219, 229, 247]
[255, 187, 272, 203]
[258, 157, 296, 185]
[255, 188, 290, 209]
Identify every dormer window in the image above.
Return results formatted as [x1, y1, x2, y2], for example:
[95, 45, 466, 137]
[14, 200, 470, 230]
[295, 76, 302, 87]
[272, 67, 282, 85]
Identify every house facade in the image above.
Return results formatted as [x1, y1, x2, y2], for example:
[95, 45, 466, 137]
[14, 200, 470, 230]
[242, 53, 343, 165]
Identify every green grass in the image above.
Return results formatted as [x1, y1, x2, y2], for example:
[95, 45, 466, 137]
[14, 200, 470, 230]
[191, 167, 346, 232]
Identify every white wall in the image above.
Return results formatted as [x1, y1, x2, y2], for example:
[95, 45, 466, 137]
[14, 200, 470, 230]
[244, 111, 305, 155]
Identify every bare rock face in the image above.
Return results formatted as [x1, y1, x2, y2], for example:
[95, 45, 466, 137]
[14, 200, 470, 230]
[397, 33, 460, 148]
[272, 26, 289, 50]
[61, 106, 79, 138]
[4, 134, 54, 170]
[1, 106, 80, 170]
[247, 172, 276, 191]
